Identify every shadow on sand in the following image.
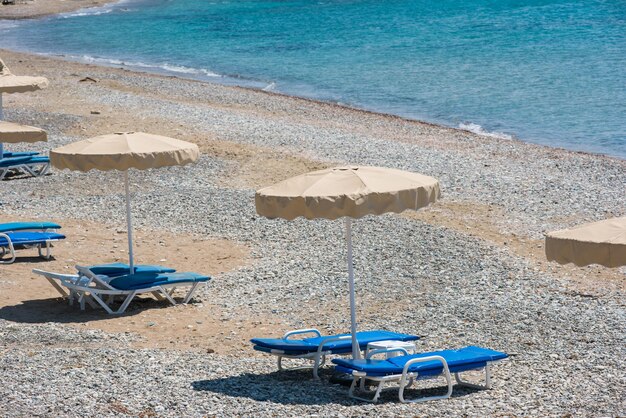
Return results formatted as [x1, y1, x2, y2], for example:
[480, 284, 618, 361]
[192, 369, 480, 406]
[0, 295, 176, 324]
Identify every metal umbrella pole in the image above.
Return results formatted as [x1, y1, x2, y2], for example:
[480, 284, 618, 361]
[345, 217, 361, 359]
[124, 170, 135, 271]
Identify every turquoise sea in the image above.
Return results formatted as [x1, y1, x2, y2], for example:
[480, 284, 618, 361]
[1, 0, 624, 158]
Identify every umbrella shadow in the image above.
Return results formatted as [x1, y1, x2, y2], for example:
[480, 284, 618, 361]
[191, 369, 482, 405]
[0, 295, 180, 324]
[192, 369, 353, 406]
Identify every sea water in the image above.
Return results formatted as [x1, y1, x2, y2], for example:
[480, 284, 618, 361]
[1, 0, 624, 158]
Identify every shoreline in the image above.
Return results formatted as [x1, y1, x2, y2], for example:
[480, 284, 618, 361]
[0, 0, 119, 20]
[3, 48, 624, 163]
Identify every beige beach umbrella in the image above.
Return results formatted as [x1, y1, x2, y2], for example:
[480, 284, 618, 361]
[0, 58, 49, 158]
[0, 58, 49, 95]
[545, 216, 626, 268]
[51, 132, 200, 270]
[256, 166, 440, 358]
[0, 121, 47, 143]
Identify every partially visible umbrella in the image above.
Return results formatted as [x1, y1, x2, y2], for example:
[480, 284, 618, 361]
[545, 216, 626, 268]
[0, 58, 49, 158]
[256, 166, 440, 358]
[0, 120, 47, 143]
[51, 132, 199, 270]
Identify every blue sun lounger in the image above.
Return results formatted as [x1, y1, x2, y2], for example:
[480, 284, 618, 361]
[85, 262, 176, 277]
[2, 151, 39, 158]
[0, 155, 50, 180]
[332, 345, 508, 403]
[0, 222, 65, 263]
[251, 329, 420, 379]
[33, 265, 211, 314]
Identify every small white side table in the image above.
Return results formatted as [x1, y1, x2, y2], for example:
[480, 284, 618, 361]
[365, 340, 417, 358]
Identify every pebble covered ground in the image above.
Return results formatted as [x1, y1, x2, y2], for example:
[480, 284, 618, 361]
[0, 55, 625, 416]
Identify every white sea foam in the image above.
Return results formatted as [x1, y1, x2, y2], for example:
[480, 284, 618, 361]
[69, 54, 221, 79]
[262, 82, 277, 91]
[58, 0, 135, 19]
[459, 122, 513, 140]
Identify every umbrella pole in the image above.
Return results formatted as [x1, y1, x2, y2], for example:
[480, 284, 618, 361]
[345, 218, 360, 359]
[124, 171, 135, 272]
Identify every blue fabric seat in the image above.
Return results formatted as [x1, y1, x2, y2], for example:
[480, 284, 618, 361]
[252, 330, 419, 355]
[0, 155, 31, 167]
[23, 156, 49, 164]
[108, 271, 211, 291]
[0, 222, 61, 233]
[2, 151, 39, 158]
[0, 231, 66, 248]
[333, 346, 508, 377]
[87, 262, 176, 277]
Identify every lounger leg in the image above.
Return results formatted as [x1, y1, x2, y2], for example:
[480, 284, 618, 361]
[151, 291, 165, 301]
[312, 353, 327, 380]
[89, 293, 115, 314]
[183, 282, 200, 304]
[46, 277, 69, 298]
[349, 377, 385, 403]
[455, 364, 492, 390]
[0, 234, 16, 264]
[116, 291, 137, 314]
[38, 241, 52, 260]
[159, 287, 178, 306]
[398, 356, 454, 403]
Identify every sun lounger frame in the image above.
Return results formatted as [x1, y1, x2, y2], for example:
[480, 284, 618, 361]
[343, 347, 501, 403]
[269, 328, 354, 379]
[257, 329, 419, 379]
[0, 232, 57, 264]
[32, 266, 205, 314]
[0, 157, 50, 180]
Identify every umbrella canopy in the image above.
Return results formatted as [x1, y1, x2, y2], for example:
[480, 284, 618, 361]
[0, 58, 49, 94]
[256, 165, 440, 359]
[50, 132, 199, 172]
[545, 216, 626, 268]
[51, 132, 200, 270]
[256, 165, 440, 220]
[0, 121, 47, 143]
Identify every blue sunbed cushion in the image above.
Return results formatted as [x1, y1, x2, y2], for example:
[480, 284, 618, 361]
[251, 330, 419, 354]
[2, 151, 39, 158]
[0, 231, 66, 247]
[0, 156, 31, 167]
[24, 156, 49, 164]
[0, 222, 62, 233]
[87, 262, 176, 277]
[332, 346, 508, 377]
[109, 272, 211, 290]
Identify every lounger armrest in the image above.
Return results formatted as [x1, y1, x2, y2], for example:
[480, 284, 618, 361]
[402, 355, 450, 378]
[366, 347, 410, 359]
[282, 328, 322, 340]
[32, 269, 79, 280]
[316, 335, 351, 355]
[0, 233, 12, 246]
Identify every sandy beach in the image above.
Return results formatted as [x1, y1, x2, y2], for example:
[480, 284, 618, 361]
[0, 49, 625, 416]
[0, 0, 116, 20]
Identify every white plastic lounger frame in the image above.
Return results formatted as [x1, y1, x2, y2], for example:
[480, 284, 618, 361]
[0, 232, 56, 264]
[32, 266, 204, 314]
[269, 328, 352, 379]
[346, 348, 498, 403]
[0, 159, 50, 181]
